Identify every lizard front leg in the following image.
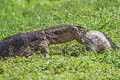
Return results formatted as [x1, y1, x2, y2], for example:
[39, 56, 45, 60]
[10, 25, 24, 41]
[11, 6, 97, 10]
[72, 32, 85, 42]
[17, 40, 48, 57]
[21, 40, 49, 57]
[38, 40, 49, 54]
[19, 45, 37, 57]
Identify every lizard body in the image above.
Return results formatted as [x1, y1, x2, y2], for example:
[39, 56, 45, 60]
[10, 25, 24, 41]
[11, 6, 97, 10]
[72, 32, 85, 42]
[0, 24, 84, 57]
[0, 24, 118, 57]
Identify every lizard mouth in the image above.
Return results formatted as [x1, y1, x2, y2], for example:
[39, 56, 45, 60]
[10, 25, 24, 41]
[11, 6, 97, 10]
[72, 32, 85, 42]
[76, 26, 89, 32]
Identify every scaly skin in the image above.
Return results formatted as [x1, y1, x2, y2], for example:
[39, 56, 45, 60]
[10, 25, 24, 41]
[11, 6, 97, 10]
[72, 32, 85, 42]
[0, 24, 86, 57]
[0, 24, 117, 57]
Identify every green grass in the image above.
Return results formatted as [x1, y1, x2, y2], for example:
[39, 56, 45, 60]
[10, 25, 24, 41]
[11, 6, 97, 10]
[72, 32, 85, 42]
[0, 0, 120, 80]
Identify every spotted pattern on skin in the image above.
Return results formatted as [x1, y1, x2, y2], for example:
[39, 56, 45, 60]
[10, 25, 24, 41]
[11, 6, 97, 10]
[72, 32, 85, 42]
[0, 24, 117, 57]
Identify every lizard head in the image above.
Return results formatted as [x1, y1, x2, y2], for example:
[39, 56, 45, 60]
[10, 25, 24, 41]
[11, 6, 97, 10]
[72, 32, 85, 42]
[76, 26, 89, 32]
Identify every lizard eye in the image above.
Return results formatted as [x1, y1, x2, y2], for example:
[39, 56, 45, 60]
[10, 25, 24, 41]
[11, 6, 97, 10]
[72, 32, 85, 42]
[76, 26, 85, 31]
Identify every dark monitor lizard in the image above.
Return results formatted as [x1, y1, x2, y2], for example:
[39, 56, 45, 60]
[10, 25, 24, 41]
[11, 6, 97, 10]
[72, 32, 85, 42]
[0, 24, 118, 57]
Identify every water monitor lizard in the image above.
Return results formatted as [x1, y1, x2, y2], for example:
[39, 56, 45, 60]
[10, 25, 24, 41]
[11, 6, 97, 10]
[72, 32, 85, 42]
[0, 24, 118, 57]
